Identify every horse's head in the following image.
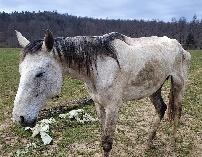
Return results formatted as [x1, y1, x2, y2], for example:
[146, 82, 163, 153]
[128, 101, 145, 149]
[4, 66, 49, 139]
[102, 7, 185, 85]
[13, 30, 62, 127]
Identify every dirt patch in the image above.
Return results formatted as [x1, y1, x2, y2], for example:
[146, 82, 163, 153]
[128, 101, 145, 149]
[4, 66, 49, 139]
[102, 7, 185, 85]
[68, 141, 101, 156]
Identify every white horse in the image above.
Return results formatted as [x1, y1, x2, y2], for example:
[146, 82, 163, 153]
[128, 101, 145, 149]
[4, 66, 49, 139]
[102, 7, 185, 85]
[13, 30, 191, 156]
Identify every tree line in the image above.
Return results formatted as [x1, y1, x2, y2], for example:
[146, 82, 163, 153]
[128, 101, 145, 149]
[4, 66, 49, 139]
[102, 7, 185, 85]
[0, 11, 201, 49]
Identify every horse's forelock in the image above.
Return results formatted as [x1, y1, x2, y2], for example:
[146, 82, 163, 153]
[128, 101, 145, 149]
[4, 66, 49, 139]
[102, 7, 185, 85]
[21, 39, 44, 60]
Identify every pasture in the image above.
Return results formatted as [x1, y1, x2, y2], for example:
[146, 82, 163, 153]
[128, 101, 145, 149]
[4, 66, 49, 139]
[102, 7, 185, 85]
[0, 48, 201, 156]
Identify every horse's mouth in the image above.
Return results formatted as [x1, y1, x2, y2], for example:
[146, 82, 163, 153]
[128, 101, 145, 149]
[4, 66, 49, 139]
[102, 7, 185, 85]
[21, 120, 37, 128]
[18, 116, 37, 128]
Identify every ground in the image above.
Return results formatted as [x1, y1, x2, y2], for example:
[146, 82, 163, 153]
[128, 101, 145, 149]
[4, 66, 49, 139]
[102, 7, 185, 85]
[0, 49, 201, 156]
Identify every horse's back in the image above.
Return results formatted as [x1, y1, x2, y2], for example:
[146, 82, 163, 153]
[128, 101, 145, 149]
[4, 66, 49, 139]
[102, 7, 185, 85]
[110, 36, 190, 101]
[123, 35, 180, 50]
[114, 36, 182, 71]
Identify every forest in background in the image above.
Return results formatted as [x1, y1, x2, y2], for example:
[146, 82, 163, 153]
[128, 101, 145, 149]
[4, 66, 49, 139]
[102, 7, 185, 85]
[0, 11, 201, 49]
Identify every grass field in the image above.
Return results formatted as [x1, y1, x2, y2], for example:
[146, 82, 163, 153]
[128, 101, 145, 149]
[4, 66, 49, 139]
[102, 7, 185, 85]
[0, 48, 201, 157]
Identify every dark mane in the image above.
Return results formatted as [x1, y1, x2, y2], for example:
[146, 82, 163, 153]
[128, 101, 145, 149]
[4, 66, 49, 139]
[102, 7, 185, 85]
[22, 32, 125, 75]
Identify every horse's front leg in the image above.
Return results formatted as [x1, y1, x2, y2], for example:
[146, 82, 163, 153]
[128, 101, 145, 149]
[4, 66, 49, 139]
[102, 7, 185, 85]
[95, 101, 121, 157]
[103, 104, 120, 157]
[95, 102, 106, 135]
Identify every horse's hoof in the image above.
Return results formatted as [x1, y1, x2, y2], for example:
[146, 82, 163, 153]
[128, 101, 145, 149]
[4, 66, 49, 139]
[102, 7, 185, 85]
[103, 151, 110, 157]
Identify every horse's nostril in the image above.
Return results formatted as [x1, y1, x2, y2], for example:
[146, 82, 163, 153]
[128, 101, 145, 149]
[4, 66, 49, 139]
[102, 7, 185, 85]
[19, 116, 25, 124]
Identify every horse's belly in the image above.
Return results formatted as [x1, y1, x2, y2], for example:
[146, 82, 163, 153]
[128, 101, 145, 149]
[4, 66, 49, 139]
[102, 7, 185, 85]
[122, 85, 159, 101]
[122, 74, 167, 102]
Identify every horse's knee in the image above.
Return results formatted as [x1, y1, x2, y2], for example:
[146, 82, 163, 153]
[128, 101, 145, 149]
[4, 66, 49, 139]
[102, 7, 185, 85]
[102, 135, 113, 153]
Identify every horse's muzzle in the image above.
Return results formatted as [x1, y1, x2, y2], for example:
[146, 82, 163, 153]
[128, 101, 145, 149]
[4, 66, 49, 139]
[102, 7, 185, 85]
[18, 116, 37, 128]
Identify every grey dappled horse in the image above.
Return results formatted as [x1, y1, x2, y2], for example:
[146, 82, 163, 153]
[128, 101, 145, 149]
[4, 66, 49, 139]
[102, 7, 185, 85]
[13, 30, 191, 156]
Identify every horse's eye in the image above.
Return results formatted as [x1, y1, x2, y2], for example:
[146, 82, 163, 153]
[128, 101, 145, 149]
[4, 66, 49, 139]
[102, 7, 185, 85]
[36, 72, 44, 78]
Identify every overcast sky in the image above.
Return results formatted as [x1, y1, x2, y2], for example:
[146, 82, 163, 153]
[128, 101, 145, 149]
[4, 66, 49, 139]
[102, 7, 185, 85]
[0, 0, 202, 22]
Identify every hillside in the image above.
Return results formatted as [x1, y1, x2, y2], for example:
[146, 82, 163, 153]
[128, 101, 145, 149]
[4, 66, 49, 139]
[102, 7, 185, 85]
[0, 11, 201, 49]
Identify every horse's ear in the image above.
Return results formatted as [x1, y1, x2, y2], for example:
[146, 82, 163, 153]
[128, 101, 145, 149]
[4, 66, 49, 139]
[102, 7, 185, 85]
[15, 30, 30, 48]
[43, 29, 54, 52]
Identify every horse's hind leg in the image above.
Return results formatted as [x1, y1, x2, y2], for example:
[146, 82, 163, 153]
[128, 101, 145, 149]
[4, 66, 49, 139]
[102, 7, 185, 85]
[169, 75, 185, 146]
[146, 86, 167, 149]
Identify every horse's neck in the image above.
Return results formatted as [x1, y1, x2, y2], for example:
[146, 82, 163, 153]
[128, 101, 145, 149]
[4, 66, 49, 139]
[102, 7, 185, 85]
[53, 37, 96, 76]
[52, 33, 123, 82]
[52, 36, 98, 81]
[62, 65, 93, 83]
